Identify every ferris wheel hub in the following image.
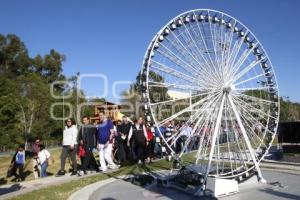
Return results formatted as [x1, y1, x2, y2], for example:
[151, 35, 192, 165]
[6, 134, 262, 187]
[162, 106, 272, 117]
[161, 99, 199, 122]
[222, 86, 232, 94]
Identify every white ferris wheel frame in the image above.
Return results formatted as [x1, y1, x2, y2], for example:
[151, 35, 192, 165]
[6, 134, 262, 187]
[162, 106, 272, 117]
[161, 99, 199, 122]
[140, 9, 280, 181]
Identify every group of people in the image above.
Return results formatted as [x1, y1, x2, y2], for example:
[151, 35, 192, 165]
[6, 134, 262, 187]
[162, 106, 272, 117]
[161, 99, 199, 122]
[8, 111, 198, 181]
[56, 112, 157, 176]
[9, 138, 51, 181]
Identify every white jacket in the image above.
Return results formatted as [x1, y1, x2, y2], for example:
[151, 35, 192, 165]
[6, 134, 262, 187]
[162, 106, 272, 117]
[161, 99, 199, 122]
[38, 149, 51, 164]
[63, 125, 78, 146]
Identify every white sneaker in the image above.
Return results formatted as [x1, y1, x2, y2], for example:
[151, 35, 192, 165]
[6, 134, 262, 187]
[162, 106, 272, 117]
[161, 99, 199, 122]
[78, 170, 84, 176]
[99, 167, 107, 172]
[109, 164, 119, 170]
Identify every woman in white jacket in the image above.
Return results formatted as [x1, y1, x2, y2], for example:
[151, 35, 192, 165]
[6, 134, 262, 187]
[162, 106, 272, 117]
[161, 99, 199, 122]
[56, 118, 78, 176]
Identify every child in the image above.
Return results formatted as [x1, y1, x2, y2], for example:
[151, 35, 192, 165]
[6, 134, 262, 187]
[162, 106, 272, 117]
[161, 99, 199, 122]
[38, 144, 51, 177]
[11, 145, 26, 182]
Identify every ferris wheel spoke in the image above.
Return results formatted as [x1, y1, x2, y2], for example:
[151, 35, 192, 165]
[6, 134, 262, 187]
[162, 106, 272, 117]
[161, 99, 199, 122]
[204, 93, 226, 179]
[232, 57, 265, 83]
[195, 104, 220, 164]
[232, 94, 277, 120]
[162, 37, 217, 84]
[208, 12, 223, 79]
[219, 16, 230, 78]
[229, 101, 269, 162]
[194, 14, 223, 82]
[156, 45, 200, 76]
[223, 20, 238, 78]
[155, 92, 219, 127]
[162, 36, 205, 76]
[235, 93, 277, 106]
[167, 106, 210, 146]
[150, 59, 218, 87]
[225, 29, 250, 77]
[149, 90, 216, 106]
[148, 81, 212, 91]
[179, 92, 224, 157]
[223, 98, 234, 174]
[227, 94, 264, 179]
[222, 99, 249, 173]
[233, 72, 268, 87]
[231, 96, 274, 134]
[233, 86, 275, 92]
[223, 38, 240, 80]
[231, 99, 266, 146]
[214, 18, 227, 78]
[229, 43, 259, 79]
[195, 121, 210, 164]
[232, 102, 269, 154]
[155, 45, 217, 86]
[181, 23, 221, 83]
[165, 27, 212, 75]
[236, 109, 268, 150]
[148, 81, 200, 90]
[150, 60, 199, 83]
[225, 105, 243, 167]
[172, 101, 214, 152]
[185, 21, 217, 72]
[234, 106, 272, 138]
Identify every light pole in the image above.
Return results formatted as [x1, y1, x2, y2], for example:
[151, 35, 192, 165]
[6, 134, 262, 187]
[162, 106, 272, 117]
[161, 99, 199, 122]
[76, 72, 80, 125]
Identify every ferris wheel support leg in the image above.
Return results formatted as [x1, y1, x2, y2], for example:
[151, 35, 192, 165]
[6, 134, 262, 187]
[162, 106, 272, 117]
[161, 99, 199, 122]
[202, 94, 226, 188]
[227, 94, 266, 183]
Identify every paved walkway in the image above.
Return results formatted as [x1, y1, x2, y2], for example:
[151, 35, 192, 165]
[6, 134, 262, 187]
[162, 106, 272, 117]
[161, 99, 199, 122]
[0, 170, 117, 200]
[1, 159, 300, 200]
[86, 170, 300, 200]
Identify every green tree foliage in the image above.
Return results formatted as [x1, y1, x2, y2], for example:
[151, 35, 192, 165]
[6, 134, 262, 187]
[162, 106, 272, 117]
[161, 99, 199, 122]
[0, 34, 66, 149]
[121, 70, 170, 119]
[280, 97, 300, 122]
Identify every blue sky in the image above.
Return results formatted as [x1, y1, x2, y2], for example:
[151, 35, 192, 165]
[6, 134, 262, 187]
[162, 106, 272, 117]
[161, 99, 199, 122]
[1, 0, 300, 103]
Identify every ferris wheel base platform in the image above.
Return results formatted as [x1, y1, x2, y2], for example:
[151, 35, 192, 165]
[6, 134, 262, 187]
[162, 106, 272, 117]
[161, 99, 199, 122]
[205, 177, 238, 197]
[154, 167, 262, 198]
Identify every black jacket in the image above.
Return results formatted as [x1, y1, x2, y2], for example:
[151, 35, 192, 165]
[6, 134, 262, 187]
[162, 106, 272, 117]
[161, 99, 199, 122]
[78, 126, 97, 148]
[117, 122, 132, 136]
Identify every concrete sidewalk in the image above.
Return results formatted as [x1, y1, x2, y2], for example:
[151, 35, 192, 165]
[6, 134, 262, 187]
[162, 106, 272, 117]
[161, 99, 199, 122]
[0, 170, 116, 200]
[1, 160, 300, 200]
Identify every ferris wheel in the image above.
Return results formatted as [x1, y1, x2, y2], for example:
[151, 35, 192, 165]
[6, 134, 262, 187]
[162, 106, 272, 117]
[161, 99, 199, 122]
[140, 9, 280, 184]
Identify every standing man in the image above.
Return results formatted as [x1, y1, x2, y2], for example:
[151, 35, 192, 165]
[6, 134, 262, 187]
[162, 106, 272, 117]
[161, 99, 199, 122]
[117, 116, 132, 163]
[78, 116, 98, 176]
[56, 118, 78, 176]
[96, 111, 118, 172]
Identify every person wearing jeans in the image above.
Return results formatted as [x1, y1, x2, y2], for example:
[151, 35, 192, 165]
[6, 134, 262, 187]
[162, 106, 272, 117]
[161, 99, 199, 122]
[11, 145, 26, 182]
[57, 118, 78, 176]
[96, 112, 118, 172]
[38, 144, 50, 177]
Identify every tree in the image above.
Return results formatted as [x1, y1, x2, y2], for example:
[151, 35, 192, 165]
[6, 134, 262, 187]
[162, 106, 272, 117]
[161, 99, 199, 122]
[0, 34, 66, 149]
[120, 70, 170, 119]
